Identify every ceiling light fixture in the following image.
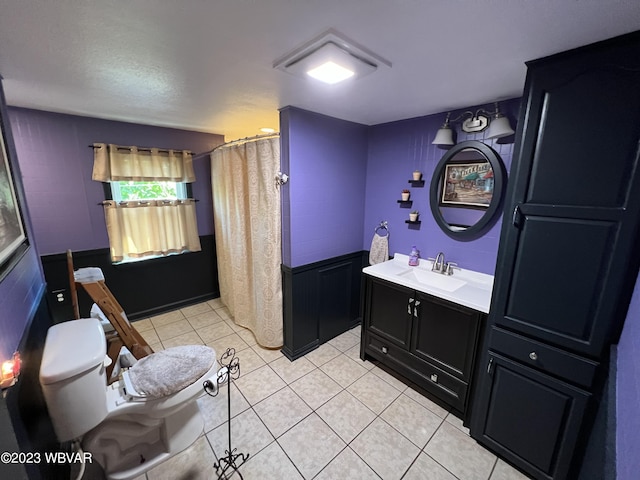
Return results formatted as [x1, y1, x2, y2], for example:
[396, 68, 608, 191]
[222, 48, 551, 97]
[273, 29, 391, 85]
[307, 60, 355, 84]
[432, 102, 515, 146]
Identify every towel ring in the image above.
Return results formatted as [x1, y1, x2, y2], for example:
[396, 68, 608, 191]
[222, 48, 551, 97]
[375, 221, 389, 237]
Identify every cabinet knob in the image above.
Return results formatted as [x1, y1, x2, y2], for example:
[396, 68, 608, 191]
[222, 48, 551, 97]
[529, 351, 538, 361]
[381, 346, 388, 354]
[430, 373, 438, 383]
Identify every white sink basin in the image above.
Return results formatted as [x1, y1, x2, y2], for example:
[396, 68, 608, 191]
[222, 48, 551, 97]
[397, 268, 467, 292]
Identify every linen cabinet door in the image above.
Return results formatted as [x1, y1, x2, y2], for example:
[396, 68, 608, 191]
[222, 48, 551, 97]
[490, 38, 640, 357]
[475, 353, 590, 480]
[364, 277, 413, 349]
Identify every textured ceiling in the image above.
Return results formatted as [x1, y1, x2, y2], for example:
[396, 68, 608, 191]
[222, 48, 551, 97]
[0, 0, 639, 140]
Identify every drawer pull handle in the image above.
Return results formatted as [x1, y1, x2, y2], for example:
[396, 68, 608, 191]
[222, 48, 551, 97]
[381, 346, 388, 354]
[529, 351, 538, 361]
[407, 298, 414, 314]
[487, 358, 494, 375]
[430, 373, 438, 383]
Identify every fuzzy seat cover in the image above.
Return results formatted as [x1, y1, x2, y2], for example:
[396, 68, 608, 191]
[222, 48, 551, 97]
[128, 345, 216, 398]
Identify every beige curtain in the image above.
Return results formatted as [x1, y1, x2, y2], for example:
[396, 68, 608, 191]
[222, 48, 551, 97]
[211, 136, 283, 348]
[93, 142, 201, 262]
[92, 143, 195, 182]
[104, 200, 201, 262]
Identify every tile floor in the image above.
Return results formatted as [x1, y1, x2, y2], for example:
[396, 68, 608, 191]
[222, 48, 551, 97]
[125, 299, 532, 480]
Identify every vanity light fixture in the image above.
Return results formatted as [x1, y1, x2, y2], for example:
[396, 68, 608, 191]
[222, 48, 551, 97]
[432, 102, 514, 146]
[273, 29, 391, 85]
[432, 113, 455, 146]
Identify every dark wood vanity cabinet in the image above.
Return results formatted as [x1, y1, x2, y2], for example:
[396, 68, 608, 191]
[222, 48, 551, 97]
[361, 275, 484, 413]
[470, 31, 640, 480]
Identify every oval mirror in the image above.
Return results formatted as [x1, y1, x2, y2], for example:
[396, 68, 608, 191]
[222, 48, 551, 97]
[429, 140, 507, 241]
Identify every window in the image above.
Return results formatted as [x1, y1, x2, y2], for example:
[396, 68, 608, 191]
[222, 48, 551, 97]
[110, 180, 188, 202]
[92, 143, 201, 263]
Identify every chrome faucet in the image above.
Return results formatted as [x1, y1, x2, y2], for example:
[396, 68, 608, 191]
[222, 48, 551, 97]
[432, 252, 445, 273]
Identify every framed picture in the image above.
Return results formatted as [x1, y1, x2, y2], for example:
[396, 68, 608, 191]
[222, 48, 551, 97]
[0, 119, 27, 277]
[439, 161, 494, 209]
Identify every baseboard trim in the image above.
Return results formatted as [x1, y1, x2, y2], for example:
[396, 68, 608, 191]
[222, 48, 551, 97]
[129, 292, 219, 320]
[281, 339, 319, 361]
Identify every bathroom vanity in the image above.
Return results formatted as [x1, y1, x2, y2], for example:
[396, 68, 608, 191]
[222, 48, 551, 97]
[360, 254, 493, 414]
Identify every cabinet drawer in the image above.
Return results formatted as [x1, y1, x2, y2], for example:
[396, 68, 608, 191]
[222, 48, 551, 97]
[365, 332, 468, 412]
[489, 327, 598, 389]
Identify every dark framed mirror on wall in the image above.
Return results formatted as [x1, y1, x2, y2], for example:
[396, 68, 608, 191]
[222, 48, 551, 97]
[429, 140, 507, 241]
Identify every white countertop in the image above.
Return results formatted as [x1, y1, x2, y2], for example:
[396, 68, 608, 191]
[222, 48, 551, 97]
[363, 253, 494, 313]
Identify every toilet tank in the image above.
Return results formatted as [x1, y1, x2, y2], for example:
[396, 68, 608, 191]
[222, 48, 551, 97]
[39, 318, 109, 442]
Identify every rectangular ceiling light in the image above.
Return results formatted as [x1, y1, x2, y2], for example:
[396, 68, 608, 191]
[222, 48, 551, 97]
[273, 29, 391, 84]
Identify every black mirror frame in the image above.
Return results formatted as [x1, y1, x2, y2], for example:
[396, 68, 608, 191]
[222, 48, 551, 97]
[429, 140, 507, 241]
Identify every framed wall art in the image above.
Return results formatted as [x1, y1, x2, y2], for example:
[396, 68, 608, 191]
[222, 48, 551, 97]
[0, 118, 27, 279]
[439, 160, 494, 209]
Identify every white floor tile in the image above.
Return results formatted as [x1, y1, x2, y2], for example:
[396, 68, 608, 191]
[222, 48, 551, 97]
[253, 386, 312, 438]
[316, 390, 376, 443]
[289, 368, 343, 410]
[350, 417, 420, 480]
[206, 408, 274, 461]
[230, 441, 303, 480]
[424, 421, 497, 480]
[233, 365, 286, 405]
[315, 446, 378, 480]
[347, 371, 402, 414]
[278, 413, 346, 479]
[403, 452, 458, 480]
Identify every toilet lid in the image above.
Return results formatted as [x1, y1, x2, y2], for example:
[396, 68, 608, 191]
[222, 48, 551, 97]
[128, 345, 216, 399]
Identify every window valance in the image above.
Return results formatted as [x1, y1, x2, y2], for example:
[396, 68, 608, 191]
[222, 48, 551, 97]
[92, 143, 196, 182]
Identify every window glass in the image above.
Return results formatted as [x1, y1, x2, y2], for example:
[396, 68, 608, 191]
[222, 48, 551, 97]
[111, 181, 187, 201]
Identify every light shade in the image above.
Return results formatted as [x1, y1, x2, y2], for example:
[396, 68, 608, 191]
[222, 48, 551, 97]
[486, 114, 515, 139]
[273, 29, 390, 84]
[432, 126, 455, 146]
[306, 58, 356, 84]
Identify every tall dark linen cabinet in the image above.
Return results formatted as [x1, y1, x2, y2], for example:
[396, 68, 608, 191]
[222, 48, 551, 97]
[470, 32, 640, 480]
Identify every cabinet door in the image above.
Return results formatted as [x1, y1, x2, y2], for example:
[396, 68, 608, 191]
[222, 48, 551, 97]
[365, 277, 413, 348]
[411, 292, 481, 382]
[474, 353, 590, 480]
[491, 36, 640, 357]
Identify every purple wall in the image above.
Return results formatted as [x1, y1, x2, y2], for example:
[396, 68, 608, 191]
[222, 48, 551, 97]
[0, 82, 45, 363]
[364, 98, 520, 275]
[281, 107, 368, 268]
[7, 107, 224, 255]
[617, 276, 640, 479]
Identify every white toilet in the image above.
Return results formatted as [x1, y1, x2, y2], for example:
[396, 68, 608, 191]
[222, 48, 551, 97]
[39, 318, 219, 480]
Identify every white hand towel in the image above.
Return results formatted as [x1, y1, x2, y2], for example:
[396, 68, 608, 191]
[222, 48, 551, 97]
[369, 233, 389, 265]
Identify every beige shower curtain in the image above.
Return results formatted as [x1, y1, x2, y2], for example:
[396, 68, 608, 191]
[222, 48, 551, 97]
[210, 136, 283, 348]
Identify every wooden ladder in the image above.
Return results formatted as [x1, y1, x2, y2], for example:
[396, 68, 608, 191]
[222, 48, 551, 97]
[67, 250, 153, 380]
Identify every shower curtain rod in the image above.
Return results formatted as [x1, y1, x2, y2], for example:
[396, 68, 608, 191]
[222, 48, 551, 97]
[193, 132, 280, 159]
[87, 144, 192, 155]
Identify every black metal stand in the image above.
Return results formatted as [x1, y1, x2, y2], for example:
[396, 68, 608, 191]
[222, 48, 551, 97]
[203, 348, 249, 480]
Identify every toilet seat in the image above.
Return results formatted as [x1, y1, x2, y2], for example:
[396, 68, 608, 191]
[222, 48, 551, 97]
[121, 370, 146, 399]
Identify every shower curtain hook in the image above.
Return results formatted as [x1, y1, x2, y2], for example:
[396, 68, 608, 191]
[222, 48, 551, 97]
[275, 172, 289, 186]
